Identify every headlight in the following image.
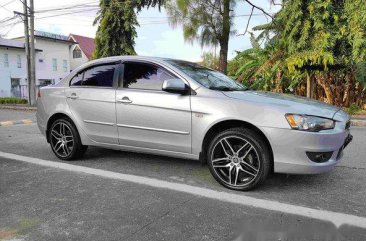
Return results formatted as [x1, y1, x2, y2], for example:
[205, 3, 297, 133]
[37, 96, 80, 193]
[285, 114, 335, 132]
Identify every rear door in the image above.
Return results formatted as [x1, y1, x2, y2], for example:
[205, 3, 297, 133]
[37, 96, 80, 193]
[65, 63, 119, 144]
[115, 61, 192, 153]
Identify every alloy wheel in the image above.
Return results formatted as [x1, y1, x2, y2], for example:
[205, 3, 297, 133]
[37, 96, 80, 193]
[210, 135, 261, 187]
[50, 121, 74, 158]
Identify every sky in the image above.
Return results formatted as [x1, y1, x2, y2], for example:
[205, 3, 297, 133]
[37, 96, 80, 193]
[0, 0, 279, 62]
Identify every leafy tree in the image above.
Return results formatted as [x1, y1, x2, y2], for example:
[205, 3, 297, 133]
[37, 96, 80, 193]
[231, 0, 366, 106]
[228, 33, 287, 91]
[165, 0, 234, 74]
[93, 0, 165, 58]
[200, 52, 220, 70]
[165, 0, 272, 74]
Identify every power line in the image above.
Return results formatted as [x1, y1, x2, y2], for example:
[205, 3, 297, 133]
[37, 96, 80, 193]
[36, 8, 99, 20]
[35, 1, 98, 12]
[0, 0, 16, 12]
[35, 3, 99, 13]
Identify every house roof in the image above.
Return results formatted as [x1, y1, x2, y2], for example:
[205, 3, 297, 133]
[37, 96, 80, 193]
[34, 31, 76, 44]
[12, 30, 76, 45]
[69, 34, 95, 59]
[0, 37, 26, 49]
[0, 37, 42, 51]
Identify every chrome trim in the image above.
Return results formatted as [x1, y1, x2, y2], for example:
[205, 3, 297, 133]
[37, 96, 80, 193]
[84, 120, 115, 126]
[119, 101, 191, 113]
[117, 123, 190, 135]
[70, 98, 115, 103]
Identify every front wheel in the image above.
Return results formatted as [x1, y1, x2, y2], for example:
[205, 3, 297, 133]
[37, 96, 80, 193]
[49, 118, 87, 160]
[207, 127, 271, 191]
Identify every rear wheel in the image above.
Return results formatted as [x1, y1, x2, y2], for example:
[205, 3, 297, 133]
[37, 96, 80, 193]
[207, 127, 271, 191]
[49, 118, 87, 160]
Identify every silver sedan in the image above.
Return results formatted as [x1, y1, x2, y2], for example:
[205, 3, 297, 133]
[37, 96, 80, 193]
[36, 56, 353, 191]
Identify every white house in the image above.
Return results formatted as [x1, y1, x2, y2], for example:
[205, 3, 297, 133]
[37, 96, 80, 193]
[0, 38, 41, 98]
[14, 31, 75, 89]
[0, 31, 95, 99]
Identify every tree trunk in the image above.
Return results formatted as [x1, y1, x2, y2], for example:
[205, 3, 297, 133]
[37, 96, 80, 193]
[306, 73, 312, 98]
[343, 74, 350, 107]
[275, 70, 282, 92]
[219, 0, 231, 74]
[317, 74, 334, 105]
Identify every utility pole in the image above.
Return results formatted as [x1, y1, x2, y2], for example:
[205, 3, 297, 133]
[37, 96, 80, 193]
[22, 0, 31, 104]
[15, 0, 35, 105]
[29, 0, 36, 106]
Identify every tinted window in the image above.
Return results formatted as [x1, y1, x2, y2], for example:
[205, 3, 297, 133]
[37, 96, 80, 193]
[166, 60, 246, 91]
[123, 63, 177, 90]
[70, 72, 83, 86]
[82, 64, 115, 87]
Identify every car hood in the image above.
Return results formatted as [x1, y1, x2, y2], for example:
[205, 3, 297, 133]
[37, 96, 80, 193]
[222, 90, 340, 119]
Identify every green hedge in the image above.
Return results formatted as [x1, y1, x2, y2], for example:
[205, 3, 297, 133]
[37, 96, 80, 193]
[0, 97, 28, 104]
[344, 104, 362, 115]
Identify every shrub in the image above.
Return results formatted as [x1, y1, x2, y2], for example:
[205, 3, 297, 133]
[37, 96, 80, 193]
[0, 97, 28, 105]
[344, 104, 361, 115]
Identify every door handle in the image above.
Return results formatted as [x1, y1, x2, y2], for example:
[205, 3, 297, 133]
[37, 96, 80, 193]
[117, 96, 132, 104]
[68, 93, 78, 99]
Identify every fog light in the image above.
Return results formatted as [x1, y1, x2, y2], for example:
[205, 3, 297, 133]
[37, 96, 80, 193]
[306, 151, 333, 163]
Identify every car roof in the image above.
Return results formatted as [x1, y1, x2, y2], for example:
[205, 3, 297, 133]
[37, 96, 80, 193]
[57, 56, 202, 90]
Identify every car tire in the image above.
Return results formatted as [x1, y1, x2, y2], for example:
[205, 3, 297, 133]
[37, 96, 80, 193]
[207, 127, 271, 191]
[48, 117, 87, 161]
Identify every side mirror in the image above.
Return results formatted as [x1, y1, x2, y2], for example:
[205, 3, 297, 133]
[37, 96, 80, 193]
[162, 78, 189, 94]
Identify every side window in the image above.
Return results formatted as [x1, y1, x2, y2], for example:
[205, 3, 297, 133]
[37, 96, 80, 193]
[82, 64, 115, 87]
[70, 72, 83, 86]
[123, 62, 177, 90]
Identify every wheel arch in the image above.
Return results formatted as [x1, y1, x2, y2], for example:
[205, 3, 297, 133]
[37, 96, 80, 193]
[200, 119, 274, 172]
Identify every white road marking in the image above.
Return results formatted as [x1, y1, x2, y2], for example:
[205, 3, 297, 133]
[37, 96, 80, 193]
[1, 151, 366, 229]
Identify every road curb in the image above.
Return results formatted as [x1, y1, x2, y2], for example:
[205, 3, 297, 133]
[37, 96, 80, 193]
[351, 119, 366, 127]
[0, 119, 33, 127]
[0, 105, 36, 111]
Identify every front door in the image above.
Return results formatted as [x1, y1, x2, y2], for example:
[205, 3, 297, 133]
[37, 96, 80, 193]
[65, 63, 118, 144]
[115, 61, 191, 153]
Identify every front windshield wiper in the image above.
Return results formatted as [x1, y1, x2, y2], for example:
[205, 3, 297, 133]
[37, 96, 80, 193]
[209, 86, 247, 91]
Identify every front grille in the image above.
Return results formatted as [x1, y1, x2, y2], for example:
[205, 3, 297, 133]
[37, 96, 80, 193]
[345, 120, 351, 130]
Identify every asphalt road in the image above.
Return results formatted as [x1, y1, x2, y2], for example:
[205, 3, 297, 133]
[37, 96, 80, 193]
[0, 109, 365, 240]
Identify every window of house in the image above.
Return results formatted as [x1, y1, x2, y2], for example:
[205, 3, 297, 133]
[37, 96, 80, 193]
[17, 55, 21, 68]
[52, 58, 57, 71]
[73, 48, 82, 59]
[82, 64, 115, 87]
[123, 62, 177, 90]
[63, 60, 67, 72]
[4, 54, 9, 67]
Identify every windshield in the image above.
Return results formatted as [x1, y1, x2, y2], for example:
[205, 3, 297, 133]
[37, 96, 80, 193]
[165, 60, 247, 91]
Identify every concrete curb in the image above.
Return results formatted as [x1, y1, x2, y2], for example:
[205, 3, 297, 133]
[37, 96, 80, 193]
[351, 119, 366, 127]
[0, 105, 36, 111]
[0, 119, 33, 127]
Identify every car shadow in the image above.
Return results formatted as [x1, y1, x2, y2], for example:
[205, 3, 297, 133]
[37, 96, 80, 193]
[79, 146, 337, 192]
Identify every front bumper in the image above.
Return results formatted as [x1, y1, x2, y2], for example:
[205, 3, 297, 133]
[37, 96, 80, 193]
[261, 125, 352, 174]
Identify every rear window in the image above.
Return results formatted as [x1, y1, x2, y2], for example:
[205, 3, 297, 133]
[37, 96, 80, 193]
[70, 64, 116, 87]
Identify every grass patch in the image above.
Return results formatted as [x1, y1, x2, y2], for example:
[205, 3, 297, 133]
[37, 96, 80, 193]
[0, 97, 28, 105]
[0, 218, 40, 240]
[0, 228, 17, 240]
[344, 104, 362, 115]
[191, 167, 217, 184]
[17, 218, 40, 235]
